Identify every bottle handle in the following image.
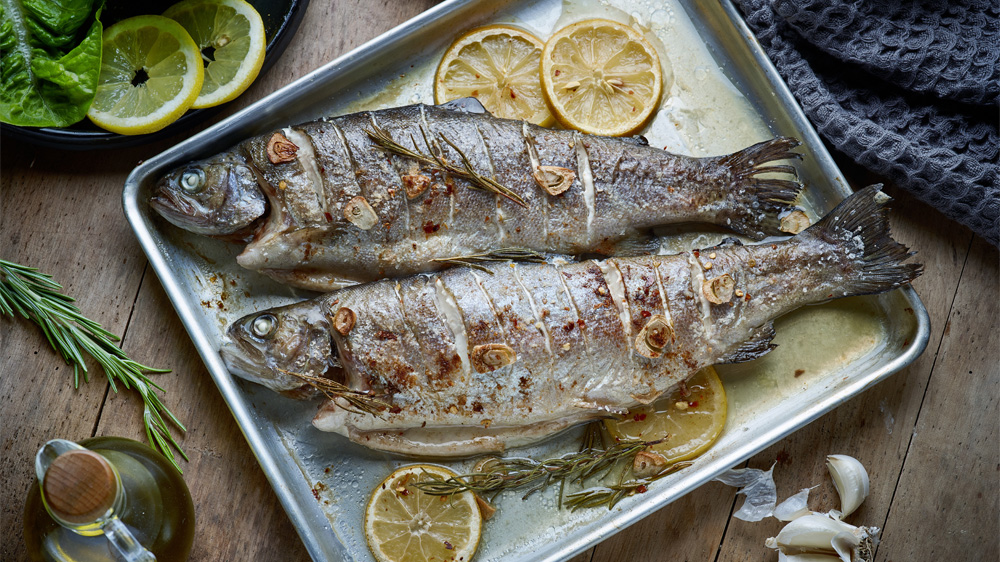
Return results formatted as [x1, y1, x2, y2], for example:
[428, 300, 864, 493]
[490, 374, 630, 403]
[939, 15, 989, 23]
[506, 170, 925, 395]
[104, 516, 157, 562]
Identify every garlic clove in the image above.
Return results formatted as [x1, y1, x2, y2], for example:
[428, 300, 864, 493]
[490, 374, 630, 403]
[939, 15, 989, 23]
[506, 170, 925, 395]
[778, 553, 844, 562]
[772, 514, 858, 554]
[830, 531, 860, 562]
[826, 454, 869, 519]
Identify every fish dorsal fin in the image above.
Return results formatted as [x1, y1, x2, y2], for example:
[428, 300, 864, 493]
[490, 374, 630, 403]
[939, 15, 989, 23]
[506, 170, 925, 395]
[437, 97, 489, 114]
[719, 322, 777, 364]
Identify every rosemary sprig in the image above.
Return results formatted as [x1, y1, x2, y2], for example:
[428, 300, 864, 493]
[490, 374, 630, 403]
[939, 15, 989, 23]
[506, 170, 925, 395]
[431, 248, 547, 273]
[278, 368, 388, 417]
[0, 259, 187, 470]
[563, 461, 693, 511]
[412, 439, 663, 501]
[366, 124, 528, 208]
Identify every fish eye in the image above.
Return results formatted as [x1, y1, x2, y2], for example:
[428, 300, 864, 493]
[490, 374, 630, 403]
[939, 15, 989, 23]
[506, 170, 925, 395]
[180, 169, 206, 193]
[250, 314, 277, 339]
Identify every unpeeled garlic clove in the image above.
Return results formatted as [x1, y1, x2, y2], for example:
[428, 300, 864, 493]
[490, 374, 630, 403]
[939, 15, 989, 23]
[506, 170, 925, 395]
[826, 454, 869, 519]
[772, 513, 859, 556]
[777, 553, 844, 562]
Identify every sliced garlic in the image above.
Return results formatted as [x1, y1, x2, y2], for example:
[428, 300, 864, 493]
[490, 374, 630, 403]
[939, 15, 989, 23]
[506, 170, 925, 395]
[826, 454, 869, 519]
[633, 451, 669, 478]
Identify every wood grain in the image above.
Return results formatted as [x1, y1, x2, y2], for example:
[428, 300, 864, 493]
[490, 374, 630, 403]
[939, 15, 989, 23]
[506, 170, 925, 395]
[711, 165, 984, 560]
[1, 141, 157, 561]
[875, 237, 999, 562]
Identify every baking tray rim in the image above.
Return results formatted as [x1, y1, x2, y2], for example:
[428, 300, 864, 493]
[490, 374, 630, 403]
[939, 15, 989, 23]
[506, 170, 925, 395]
[121, 0, 932, 560]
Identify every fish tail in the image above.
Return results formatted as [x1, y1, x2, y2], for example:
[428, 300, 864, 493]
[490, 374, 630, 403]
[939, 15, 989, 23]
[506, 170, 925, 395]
[717, 137, 804, 239]
[802, 184, 923, 295]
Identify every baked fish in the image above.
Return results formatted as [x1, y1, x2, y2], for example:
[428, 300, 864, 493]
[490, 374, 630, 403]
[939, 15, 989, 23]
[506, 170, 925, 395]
[151, 100, 805, 290]
[221, 186, 920, 457]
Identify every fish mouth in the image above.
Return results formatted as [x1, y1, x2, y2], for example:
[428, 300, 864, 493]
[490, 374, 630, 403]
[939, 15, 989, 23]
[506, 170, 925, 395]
[220, 333, 314, 394]
[149, 187, 210, 232]
[220, 341, 266, 381]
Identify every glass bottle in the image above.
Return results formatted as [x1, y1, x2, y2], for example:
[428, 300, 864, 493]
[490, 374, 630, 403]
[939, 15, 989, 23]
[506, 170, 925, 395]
[23, 437, 195, 562]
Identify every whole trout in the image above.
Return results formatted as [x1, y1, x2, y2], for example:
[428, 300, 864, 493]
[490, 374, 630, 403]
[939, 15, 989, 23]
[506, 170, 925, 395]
[221, 186, 921, 457]
[152, 100, 805, 290]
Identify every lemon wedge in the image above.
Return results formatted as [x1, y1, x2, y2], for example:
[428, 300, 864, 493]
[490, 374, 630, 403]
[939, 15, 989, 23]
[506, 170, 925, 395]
[88, 15, 204, 135]
[365, 464, 482, 562]
[435, 25, 554, 126]
[540, 18, 663, 136]
[164, 0, 266, 109]
[604, 367, 727, 464]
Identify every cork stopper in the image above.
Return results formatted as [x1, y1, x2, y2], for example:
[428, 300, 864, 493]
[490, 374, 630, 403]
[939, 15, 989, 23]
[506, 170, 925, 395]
[42, 449, 117, 525]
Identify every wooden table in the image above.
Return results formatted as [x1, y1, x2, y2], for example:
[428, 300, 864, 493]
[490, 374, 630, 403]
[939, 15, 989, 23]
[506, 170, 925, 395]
[3, 2, 997, 560]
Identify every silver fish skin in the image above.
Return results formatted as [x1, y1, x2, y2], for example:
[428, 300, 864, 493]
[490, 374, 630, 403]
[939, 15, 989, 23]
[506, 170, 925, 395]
[221, 186, 921, 457]
[152, 101, 804, 290]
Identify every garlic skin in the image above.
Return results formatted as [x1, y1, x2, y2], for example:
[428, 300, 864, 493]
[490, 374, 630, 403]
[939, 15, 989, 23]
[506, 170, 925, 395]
[826, 455, 870, 518]
[713, 465, 777, 521]
[773, 487, 815, 522]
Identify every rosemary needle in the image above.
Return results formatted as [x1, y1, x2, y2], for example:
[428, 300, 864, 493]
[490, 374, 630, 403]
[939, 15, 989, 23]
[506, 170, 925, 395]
[278, 368, 388, 417]
[0, 259, 187, 471]
[366, 125, 528, 207]
[412, 439, 664, 504]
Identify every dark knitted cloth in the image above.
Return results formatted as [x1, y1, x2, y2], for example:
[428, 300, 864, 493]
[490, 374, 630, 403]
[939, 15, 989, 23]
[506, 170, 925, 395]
[735, 0, 999, 246]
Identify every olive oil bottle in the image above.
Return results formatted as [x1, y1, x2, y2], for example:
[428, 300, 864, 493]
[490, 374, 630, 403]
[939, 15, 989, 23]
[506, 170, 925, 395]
[23, 437, 195, 561]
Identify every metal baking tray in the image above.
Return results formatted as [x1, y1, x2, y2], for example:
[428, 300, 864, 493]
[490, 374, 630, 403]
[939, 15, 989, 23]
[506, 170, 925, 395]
[122, 0, 930, 560]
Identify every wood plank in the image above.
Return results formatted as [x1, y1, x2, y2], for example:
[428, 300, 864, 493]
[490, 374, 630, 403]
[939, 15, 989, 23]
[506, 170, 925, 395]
[97, 272, 312, 560]
[0, 141, 158, 561]
[3, 1, 441, 560]
[712, 180, 976, 559]
[875, 237, 999, 561]
[590, 482, 738, 561]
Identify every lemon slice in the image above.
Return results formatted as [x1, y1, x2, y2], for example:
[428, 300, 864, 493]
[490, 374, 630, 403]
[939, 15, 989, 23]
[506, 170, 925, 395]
[88, 15, 204, 135]
[604, 367, 727, 464]
[164, 0, 266, 109]
[365, 464, 482, 562]
[435, 25, 554, 126]
[540, 18, 663, 136]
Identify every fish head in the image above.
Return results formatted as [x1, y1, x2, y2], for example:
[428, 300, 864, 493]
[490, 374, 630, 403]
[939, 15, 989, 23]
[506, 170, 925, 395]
[221, 301, 335, 397]
[150, 152, 266, 237]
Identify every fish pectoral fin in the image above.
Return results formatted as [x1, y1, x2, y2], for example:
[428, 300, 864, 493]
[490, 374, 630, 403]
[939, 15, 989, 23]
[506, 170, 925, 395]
[718, 322, 777, 364]
[437, 97, 489, 114]
[608, 234, 662, 257]
[630, 388, 662, 405]
[258, 268, 360, 292]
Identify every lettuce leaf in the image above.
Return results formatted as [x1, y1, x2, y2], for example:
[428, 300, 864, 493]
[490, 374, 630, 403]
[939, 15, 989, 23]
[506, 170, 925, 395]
[0, 0, 103, 127]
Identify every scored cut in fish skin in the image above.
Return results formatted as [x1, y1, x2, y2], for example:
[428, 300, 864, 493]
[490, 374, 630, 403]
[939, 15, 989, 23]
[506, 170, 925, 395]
[222, 187, 922, 456]
[154, 102, 805, 290]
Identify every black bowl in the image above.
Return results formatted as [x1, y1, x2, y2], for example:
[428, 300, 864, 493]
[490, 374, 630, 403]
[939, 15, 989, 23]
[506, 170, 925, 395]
[0, 0, 309, 151]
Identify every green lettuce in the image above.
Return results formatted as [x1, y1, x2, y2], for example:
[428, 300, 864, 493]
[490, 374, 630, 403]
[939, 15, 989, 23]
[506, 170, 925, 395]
[0, 0, 103, 127]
